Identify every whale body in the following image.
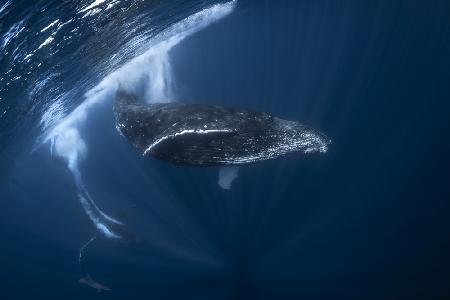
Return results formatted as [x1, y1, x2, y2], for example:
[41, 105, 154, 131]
[114, 90, 330, 166]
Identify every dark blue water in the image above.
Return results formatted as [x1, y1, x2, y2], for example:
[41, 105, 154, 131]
[1, 1, 450, 299]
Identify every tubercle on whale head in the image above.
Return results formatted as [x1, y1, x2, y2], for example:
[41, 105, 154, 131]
[303, 127, 331, 154]
[270, 118, 331, 155]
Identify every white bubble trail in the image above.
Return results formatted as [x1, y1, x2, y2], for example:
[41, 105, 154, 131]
[40, 1, 237, 238]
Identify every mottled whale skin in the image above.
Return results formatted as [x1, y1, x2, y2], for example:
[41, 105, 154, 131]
[114, 90, 330, 166]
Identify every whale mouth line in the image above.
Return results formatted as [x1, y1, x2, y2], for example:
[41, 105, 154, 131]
[143, 129, 235, 155]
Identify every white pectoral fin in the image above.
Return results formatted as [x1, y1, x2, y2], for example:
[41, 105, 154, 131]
[218, 166, 239, 190]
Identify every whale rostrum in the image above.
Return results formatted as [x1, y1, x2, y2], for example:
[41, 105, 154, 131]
[114, 90, 331, 166]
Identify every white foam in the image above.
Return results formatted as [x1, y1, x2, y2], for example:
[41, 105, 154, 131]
[23, 53, 33, 60]
[53, 127, 87, 171]
[2, 21, 23, 48]
[79, 0, 108, 13]
[105, 1, 119, 11]
[41, 19, 59, 33]
[37, 36, 54, 49]
[79, 194, 121, 239]
[42, 1, 237, 239]
[43, 0, 237, 144]
[40, 96, 66, 133]
[0, 0, 11, 15]
[82, 8, 102, 18]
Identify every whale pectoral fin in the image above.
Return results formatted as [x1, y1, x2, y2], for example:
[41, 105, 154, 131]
[218, 166, 239, 189]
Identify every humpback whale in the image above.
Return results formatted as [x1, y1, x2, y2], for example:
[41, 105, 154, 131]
[114, 90, 330, 166]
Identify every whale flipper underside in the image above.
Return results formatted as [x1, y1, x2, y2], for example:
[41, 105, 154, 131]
[114, 90, 331, 166]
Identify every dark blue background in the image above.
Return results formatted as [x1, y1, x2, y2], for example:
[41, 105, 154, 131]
[1, 0, 450, 299]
